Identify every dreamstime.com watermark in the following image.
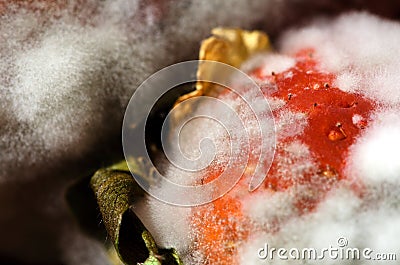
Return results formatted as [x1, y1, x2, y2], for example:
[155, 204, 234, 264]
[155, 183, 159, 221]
[257, 237, 397, 262]
[122, 60, 276, 206]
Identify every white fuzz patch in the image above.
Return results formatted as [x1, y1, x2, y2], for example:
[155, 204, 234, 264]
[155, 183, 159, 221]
[134, 198, 192, 253]
[280, 12, 400, 105]
[241, 53, 296, 76]
[242, 188, 297, 226]
[240, 186, 400, 264]
[0, 0, 276, 183]
[347, 110, 400, 184]
[275, 110, 308, 139]
[260, 54, 296, 76]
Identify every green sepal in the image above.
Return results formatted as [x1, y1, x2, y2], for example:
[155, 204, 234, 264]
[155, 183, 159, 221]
[90, 166, 183, 265]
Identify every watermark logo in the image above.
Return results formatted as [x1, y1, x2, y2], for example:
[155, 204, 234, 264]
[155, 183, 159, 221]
[257, 237, 397, 261]
[122, 60, 276, 206]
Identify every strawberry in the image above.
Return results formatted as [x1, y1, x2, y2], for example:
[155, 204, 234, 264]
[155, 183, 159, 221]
[189, 48, 376, 264]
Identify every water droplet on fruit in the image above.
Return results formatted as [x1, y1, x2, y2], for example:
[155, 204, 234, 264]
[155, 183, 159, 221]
[318, 165, 338, 178]
[328, 129, 346, 141]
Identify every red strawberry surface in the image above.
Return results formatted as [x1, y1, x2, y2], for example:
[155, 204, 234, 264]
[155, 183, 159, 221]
[189, 48, 376, 264]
